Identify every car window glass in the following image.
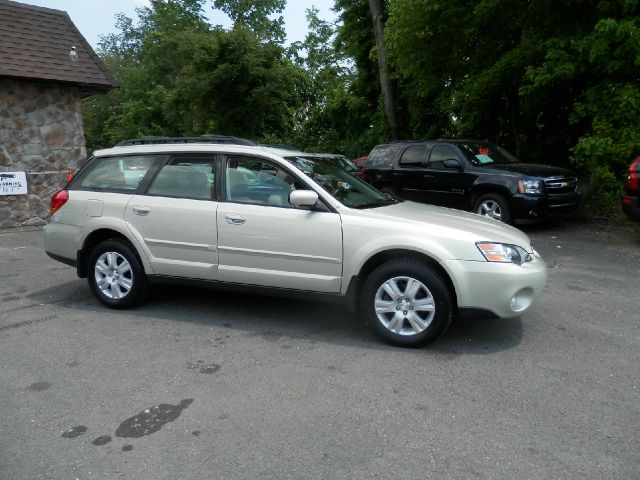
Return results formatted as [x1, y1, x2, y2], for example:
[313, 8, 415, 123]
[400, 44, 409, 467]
[147, 157, 215, 200]
[77, 156, 156, 191]
[225, 157, 300, 207]
[429, 146, 459, 169]
[399, 145, 426, 168]
[285, 155, 391, 208]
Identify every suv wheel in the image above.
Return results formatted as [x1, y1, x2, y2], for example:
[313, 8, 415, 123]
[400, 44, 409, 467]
[474, 193, 511, 223]
[379, 185, 398, 198]
[87, 239, 147, 309]
[360, 259, 453, 347]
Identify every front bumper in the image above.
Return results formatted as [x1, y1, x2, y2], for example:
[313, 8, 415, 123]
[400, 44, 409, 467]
[443, 253, 547, 318]
[621, 194, 640, 222]
[511, 192, 581, 220]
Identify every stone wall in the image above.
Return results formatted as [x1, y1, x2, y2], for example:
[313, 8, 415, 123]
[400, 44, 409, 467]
[0, 78, 87, 228]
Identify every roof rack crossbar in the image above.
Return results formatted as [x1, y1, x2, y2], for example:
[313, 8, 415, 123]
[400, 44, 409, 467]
[116, 135, 256, 147]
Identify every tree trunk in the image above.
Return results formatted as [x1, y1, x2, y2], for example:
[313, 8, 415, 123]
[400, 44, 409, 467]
[368, 0, 399, 140]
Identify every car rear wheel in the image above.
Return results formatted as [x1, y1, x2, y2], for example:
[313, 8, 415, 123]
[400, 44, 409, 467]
[87, 239, 147, 309]
[360, 259, 453, 347]
[474, 193, 511, 223]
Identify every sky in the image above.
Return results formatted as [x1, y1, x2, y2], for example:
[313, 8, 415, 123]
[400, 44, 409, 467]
[23, 0, 337, 50]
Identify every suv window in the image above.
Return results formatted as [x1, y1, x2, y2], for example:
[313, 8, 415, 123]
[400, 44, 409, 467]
[428, 145, 459, 169]
[147, 157, 215, 200]
[399, 145, 426, 168]
[76, 155, 158, 191]
[225, 157, 298, 207]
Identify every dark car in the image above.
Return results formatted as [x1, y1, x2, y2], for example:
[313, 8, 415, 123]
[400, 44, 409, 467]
[362, 140, 581, 223]
[621, 156, 640, 222]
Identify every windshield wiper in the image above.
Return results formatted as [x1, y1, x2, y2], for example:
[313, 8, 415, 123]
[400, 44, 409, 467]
[352, 198, 401, 209]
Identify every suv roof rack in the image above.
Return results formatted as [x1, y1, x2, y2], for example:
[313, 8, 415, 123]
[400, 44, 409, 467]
[116, 135, 256, 147]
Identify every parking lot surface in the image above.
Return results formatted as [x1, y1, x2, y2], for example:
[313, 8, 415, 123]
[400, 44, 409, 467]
[1, 219, 639, 479]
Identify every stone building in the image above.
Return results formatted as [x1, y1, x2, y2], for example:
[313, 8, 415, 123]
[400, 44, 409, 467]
[0, 0, 117, 228]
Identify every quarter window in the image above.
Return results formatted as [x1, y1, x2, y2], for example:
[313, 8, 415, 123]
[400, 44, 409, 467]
[399, 145, 426, 168]
[76, 155, 157, 191]
[429, 146, 459, 169]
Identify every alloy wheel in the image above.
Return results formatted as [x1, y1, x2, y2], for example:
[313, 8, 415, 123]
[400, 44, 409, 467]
[373, 276, 436, 336]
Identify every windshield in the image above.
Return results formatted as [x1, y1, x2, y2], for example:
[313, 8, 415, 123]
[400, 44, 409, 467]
[458, 142, 519, 166]
[284, 155, 399, 208]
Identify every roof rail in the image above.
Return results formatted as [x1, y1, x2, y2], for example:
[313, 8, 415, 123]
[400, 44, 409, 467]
[115, 135, 256, 147]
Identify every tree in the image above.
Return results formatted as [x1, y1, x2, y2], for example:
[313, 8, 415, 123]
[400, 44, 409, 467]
[385, 0, 640, 213]
[368, 0, 398, 139]
[212, 0, 286, 43]
[82, 0, 307, 151]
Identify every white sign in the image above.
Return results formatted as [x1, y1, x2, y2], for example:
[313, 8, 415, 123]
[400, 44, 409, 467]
[0, 172, 28, 195]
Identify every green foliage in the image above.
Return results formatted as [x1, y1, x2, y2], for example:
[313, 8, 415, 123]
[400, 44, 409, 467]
[213, 0, 286, 43]
[82, 0, 307, 152]
[384, 0, 640, 214]
[83, 0, 640, 214]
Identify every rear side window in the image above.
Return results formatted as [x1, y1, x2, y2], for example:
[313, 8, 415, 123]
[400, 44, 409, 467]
[147, 157, 215, 200]
[428, 146, 459, 169]
[399, 145, 426, 168]
[76, 156, 157, 191]
[366, 144, 403, 169]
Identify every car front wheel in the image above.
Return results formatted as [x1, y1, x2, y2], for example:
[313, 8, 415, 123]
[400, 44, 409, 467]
[360, 259, 453, 347]
[87, 239, 147, 309]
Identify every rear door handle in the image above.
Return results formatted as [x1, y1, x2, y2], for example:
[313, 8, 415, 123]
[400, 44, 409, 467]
[423, 174, 434, 178]
[132, 206, 150, 216]
[225, 214, 246, 225]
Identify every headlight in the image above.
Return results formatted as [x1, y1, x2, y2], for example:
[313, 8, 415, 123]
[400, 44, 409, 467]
[476, 242, 532, 265]
[518, 178, 543, 195]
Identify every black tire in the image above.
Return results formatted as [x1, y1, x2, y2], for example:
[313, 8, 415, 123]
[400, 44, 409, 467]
[474, 193, 512, 224]
[359, 258, 453, 347]
[87, 238, 147, 309]
[379, 185, 398, 198]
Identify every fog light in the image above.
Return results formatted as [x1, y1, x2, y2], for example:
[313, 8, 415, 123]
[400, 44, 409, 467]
[510, 288, 534, 312]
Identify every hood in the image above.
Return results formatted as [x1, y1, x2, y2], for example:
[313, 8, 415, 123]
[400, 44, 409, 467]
[483, 163, 575, 178]
[352, 201, 533, 250]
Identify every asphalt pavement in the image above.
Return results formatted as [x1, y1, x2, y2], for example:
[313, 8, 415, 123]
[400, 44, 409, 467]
[0, 219, 638, 480]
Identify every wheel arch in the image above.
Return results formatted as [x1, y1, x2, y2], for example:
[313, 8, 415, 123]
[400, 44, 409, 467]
[77, 228, 142, 278]
[347, 249, 458, 314]
[469, 184, 512, 208]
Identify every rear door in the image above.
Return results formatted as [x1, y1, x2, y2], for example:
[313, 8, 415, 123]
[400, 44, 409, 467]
[124, 154, 220, 280]
[393, 144, 428, 201]
[216, 155, 343, 293]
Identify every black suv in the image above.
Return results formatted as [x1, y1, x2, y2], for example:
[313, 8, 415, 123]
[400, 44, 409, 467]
[362, 140, 581, 223]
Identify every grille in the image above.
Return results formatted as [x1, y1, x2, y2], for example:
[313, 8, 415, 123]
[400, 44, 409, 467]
[545, 177, 577, 195]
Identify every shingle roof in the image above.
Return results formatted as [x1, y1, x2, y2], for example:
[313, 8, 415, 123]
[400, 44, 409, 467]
[0, 0, 117, 96]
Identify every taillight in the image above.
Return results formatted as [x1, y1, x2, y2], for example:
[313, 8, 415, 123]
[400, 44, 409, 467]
[627, 157, 640, 190]
[50, 189, 69, 215]
[361, 166, 367, 180]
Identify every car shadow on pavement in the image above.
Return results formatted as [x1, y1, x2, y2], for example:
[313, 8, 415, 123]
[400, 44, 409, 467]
[25, 281, 523, 355]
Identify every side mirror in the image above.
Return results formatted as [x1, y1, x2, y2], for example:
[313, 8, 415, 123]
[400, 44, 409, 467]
[289, 190, 319, 207]
[443, 158, 462, 170]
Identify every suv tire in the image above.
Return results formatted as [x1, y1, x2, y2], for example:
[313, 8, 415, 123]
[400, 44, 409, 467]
[87, 239, 148, 309]
[360, 259, 453, 347]
[474, 193, 512, 224]
[379, 185, 398, 198]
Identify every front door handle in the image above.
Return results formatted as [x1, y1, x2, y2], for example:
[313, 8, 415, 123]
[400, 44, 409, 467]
[423, 174, 434, 178]
[225, 214, 246, 225]
[132, 206, 150, 216]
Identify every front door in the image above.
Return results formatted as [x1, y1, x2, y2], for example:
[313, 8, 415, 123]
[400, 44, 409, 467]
[124, 155, 219, 280]
[217, 156, 343, 293]
[422, 145, 468, 209]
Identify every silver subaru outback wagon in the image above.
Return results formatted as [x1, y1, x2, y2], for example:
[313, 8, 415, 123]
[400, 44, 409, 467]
[44, 138, 547, 347]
